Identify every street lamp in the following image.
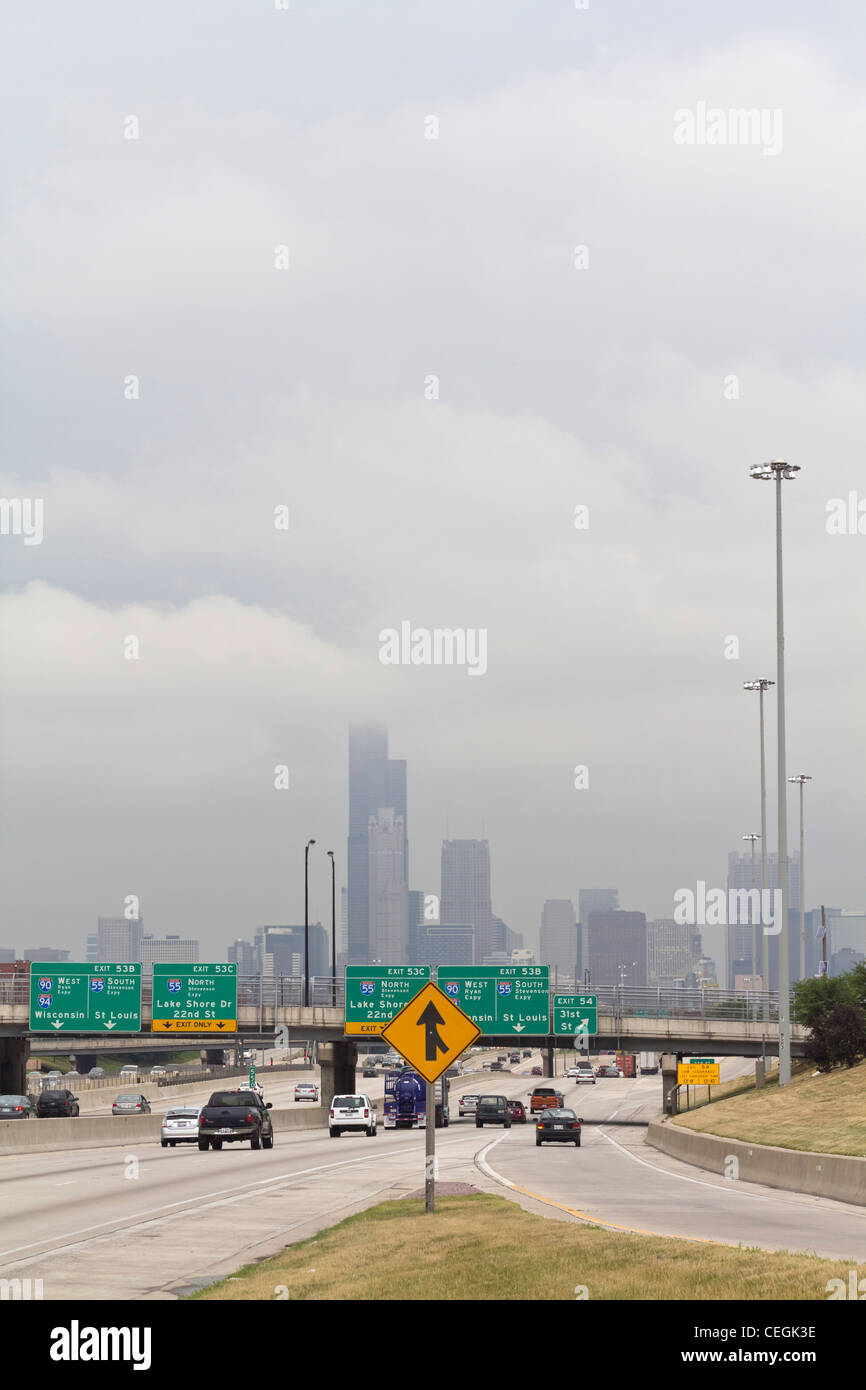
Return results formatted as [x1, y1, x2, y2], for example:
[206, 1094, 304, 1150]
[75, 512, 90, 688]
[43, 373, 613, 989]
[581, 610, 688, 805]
[304, 838, 316, 1007]
[788, 776, 812, 981]
[750, 458, 800, 1086]
[615, 962, 637, 1051]
[742, 834, 760, 977]
[326, 850, 336, 1006]
[744, 678, 774, 1013]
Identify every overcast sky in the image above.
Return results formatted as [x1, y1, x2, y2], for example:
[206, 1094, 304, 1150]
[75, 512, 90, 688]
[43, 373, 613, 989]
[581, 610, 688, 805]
[1, 1, 864, 969]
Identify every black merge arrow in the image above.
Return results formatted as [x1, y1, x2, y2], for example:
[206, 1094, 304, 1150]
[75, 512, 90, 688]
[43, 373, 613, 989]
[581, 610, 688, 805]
[418, 1000, 448, 1061]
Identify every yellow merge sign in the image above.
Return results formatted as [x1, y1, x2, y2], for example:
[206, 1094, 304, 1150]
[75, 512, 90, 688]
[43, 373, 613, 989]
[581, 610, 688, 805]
[381, 981, 481, 1084]
[678, 1061, 720, 1085]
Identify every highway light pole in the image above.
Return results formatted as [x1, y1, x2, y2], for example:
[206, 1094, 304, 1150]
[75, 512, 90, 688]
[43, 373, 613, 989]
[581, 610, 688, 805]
[788, 776, 812, 981]
[750, 459, 800, 1086]
[742, 833, 760, 977]
[304, 838, 316, 1008]
[744, 679, 774, 1017]
[327, 850, 336, 1006]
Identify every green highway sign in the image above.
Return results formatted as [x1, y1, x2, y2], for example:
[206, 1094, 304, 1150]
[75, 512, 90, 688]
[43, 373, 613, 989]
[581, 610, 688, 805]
[30, 963, 142, 1033]
[552, 994, 598, 1035]
[152, 963, 237, 1032]
[345, 966, 431, 1035]
[437, 966, 550, 1035]
[249, 1065, 256, 1088]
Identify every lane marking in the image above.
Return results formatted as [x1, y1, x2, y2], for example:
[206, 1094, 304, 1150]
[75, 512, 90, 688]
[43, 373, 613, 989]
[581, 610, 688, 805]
[474, 1134, 721, 1244]
[0, 1134, 475, 1262]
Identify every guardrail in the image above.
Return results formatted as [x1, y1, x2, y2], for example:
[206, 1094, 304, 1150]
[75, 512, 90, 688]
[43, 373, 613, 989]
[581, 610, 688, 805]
[1, 974, 787, 1022]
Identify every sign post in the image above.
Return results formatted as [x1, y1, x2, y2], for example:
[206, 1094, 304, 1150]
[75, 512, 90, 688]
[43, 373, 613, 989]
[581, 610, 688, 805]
[381, 981, 481, 1216]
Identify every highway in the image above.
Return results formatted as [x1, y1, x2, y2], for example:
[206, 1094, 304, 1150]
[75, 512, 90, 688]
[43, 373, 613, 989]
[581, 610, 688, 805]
[4, 1049, 866, 1299]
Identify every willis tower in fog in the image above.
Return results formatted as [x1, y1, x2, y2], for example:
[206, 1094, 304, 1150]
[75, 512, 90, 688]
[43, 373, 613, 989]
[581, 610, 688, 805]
[347, 726, 408, 964]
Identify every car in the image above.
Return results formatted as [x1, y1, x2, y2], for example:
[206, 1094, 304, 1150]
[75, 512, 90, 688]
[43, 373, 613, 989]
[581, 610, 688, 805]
[535, 1107, 582, 1147]
[161, 1106, 202, 1147]
[573, 1066, 597, 1084]
[489, 1061, 505, 1072]
[88, 1067, 105, 1078]
[458, 1094, 480, 1117]
[44, 1070, 63, 1080]
[595, 1065, 621, 1078]
[529, 1086, 565, 1115]
[522, 1050, 532, 1058]
[506, 1099, 527, 1124]
[294, 1083, 319, 1102]
[481, 1061, 493, 1070]
[0, 1094, 35, 1119]
[64, 1070, 81, 1080]
[530, 1065, 543, 1076]
[497, 1056, 507, 1063]
[119, 1065, 140, 1080]
[362, 1068, 377, 1078]
[329, 1094, 377, 1138]
[112, 1092, 151, 1115]
[238, 1081, 265, 1100]
[150, 1065, 167, 1078]
[36, 1090, 79, 1118]
[475, 1095, 512, 1128]
[199, 1089, 274, 1150]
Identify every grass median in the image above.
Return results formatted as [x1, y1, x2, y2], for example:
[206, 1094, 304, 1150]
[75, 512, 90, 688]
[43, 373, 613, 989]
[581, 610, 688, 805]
[673, 1058, 866, 1156]
[191, 1193, 864, 1301]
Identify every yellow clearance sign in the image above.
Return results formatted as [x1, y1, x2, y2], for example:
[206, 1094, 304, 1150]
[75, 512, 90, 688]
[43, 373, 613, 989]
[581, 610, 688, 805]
[151, 1019, 237, 1033]
[678, 1061, 720, 1085]
[381, 981, 481, 1084]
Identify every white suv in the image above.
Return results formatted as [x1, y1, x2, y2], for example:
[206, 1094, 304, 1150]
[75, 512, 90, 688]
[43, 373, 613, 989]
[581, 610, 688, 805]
[329, 1094, 377, 1138]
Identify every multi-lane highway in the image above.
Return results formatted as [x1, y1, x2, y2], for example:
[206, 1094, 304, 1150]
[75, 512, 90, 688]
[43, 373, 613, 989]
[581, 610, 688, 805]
[3, 1049, 866, 1300]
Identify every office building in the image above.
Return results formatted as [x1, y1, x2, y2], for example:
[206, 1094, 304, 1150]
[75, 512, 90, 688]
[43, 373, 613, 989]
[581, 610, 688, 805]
[140, 936, 199, 971]
[85, 933, 98, 963]
[831, 947, 864, 977]
[578, 889, 618, 975]
[441, 839, 495, 964]
[227, 939, 258, 975]
[418, 923, 474, 969]
[23, 947, 71, 962]
[97, 917, 142, 962]
[368, 808, 408, 964]
[347, 725, 408, 963]
[255, 924, 328, 980]
[726, 850, 800, 990]
[540, 900, 577, 973]
[0, 949, 15, 963]
[647, 919, 700, 984]
[584, 910, 647, 989]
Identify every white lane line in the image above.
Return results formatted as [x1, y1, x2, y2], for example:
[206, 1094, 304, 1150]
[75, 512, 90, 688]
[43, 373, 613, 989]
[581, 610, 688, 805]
[0, 1135, 473, 1262]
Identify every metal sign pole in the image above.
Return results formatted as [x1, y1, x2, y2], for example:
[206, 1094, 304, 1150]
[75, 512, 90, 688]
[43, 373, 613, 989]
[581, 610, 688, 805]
[425, 1081, 435, 1213]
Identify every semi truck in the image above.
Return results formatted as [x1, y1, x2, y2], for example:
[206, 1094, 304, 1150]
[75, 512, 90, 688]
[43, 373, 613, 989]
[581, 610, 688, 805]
[639, 1052, 659, 1074]
[383, 1068, 450, 1128]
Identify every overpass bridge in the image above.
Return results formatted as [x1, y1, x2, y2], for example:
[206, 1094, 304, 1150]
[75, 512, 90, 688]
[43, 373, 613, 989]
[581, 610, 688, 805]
[0, 977, 807, 1093]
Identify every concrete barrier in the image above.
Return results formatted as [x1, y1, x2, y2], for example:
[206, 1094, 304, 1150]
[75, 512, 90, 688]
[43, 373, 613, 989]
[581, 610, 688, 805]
[646, 1118, 866, 1207]
[0, 1107, 328, 1156]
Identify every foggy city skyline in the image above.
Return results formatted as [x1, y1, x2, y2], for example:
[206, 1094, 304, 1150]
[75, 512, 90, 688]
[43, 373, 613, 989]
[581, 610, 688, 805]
[1, 1, 863, 974]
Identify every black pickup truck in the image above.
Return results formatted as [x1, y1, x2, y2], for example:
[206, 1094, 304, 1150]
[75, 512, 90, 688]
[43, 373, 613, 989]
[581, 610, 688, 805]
[198, 1089, 274, 1151]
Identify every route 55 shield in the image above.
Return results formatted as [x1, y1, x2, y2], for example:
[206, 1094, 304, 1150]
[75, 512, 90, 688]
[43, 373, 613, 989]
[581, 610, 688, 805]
[497, 982, 512, 997]
[167, 979, 182, 993]
[360, 981, 375, 995]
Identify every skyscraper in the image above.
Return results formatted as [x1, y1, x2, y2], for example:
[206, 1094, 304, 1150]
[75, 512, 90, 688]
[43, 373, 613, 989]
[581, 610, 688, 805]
[578, 889, 618, 979]
[347, 726, 408, 963]
[368, 808, 408, 963]
[726, 850, 800, 989]
[540, 900, 578, 975]
[441, 839, 494, 963]
[97, 917, 142, 962]
[647, 919, 700, 983]
[585, 910, 647, 989]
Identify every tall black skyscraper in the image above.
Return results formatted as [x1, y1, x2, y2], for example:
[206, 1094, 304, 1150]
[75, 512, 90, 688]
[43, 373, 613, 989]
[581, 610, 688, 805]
[347, 725, 408, 963]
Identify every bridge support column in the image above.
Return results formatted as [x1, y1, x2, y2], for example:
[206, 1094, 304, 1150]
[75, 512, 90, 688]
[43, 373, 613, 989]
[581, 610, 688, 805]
[755, 1058, 766, 1089]
[0, 1035, 28, 1094]
[545, 1043, 555, 1078]
[319, 1041, 356, 1104]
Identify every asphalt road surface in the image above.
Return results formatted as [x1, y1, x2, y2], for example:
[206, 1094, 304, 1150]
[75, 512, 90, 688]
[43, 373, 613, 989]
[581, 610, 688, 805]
[4, 1051, 866, 1299]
